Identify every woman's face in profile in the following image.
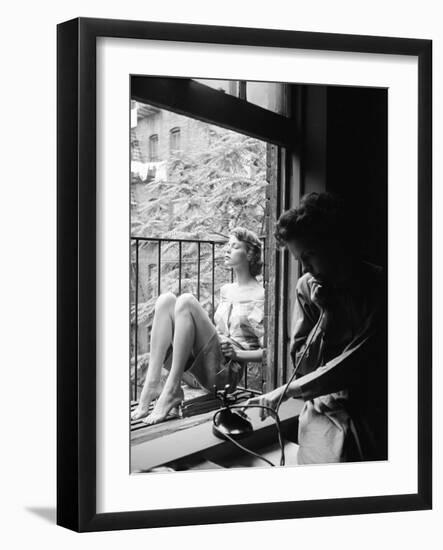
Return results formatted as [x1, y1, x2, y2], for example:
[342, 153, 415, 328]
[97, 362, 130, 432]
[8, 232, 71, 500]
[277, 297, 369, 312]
[286, 237, 338, 285]
[224, 235, 249, 270]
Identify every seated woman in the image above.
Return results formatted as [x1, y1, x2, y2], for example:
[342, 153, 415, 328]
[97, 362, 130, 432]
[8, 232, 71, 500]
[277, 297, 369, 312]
[131, 227, 265, 425]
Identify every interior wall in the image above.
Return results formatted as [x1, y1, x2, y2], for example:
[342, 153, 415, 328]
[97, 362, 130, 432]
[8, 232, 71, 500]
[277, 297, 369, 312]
[302, 85, 328, 196]
[326, 86, 388, 269]
[285, 84, 388, 368]
[295, 84, 388, 268]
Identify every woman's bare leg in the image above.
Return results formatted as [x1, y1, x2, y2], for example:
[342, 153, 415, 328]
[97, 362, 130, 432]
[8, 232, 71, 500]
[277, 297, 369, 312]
[144, 293, 218, 425]
[131, 292, 176, 420]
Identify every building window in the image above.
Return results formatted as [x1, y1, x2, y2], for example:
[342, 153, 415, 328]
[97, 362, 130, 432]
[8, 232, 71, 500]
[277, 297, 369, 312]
[149, 134, 159, 161]
[169, 127, 181, 152]
[207, 128, 216, 146]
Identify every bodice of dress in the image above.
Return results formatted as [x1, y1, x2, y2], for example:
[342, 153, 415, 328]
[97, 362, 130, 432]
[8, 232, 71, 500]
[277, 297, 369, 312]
[214, 283, 264, 351]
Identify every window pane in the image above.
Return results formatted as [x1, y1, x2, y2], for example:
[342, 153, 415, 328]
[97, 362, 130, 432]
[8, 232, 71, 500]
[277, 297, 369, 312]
[246, 81, 288, 116]
[131, 101, 267, 240]
[193, 78, 289, 116]
[169, 127, 181, 152]
[194, 79, 239, 98]
[149, 135, 158, 161]
[130, 101, 269, 397]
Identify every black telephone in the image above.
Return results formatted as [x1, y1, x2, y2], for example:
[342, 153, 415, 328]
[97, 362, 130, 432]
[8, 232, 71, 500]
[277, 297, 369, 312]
[211, 309, 326, 467]
[212, 385, 253, 440]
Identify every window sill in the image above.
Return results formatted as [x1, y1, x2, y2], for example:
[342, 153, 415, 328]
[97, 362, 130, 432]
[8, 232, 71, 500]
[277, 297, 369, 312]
[131, 398, 304, 472]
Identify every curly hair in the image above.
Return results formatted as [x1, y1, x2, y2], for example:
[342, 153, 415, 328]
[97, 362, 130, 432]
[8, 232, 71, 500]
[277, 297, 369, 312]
[274, 192, 350, 248]
[230, 227, 263, 277]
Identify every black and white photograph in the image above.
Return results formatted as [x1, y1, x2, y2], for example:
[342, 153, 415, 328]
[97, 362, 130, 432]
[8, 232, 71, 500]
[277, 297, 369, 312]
[129, 77, 388, 473]
[54, 15, 432, 533]
[2, 0, 440, 544]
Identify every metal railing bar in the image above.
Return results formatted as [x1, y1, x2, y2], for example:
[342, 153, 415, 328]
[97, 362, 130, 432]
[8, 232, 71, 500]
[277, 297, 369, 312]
[211, 242, 215, 322]
[197, 241, 201, 300]
[262, 237, 266, 274]
[131, 236, 227, 245]
[178, 241, 182, 295]
[157, 241, 161, 296]
[131, 236, 267, 243]
[134, 239, 139, 401]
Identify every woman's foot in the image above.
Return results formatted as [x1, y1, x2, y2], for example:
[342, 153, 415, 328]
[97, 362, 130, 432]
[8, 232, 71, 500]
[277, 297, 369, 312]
[143, 386, 184, 425]
[131, 382, 162, 420]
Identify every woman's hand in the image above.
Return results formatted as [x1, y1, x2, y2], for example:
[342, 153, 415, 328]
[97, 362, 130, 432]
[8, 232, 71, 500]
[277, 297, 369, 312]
[220, 340, 238, 360]
[243, 386, 289, 421]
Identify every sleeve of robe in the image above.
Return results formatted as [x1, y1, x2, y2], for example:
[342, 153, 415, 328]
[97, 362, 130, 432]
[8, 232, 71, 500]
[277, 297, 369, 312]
[296, 301, 384, 401]
[288, 265, 386, 402]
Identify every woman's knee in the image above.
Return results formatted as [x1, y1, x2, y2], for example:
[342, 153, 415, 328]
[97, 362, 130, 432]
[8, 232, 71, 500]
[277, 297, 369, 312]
[154, 291, 176, 312]
[175, 293, 198, 314]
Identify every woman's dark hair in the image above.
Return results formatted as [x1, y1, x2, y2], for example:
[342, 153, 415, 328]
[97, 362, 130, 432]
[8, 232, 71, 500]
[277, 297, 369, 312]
[230, 227, 263, 277]
[275, 192, 351, 249]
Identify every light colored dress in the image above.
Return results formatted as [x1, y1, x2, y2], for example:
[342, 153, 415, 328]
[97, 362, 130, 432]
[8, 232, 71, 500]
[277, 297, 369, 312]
[181, 283, 265, 393]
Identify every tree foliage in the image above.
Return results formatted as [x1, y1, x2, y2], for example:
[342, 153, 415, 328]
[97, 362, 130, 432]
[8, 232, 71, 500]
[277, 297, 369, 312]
[132, 125, 267, 240]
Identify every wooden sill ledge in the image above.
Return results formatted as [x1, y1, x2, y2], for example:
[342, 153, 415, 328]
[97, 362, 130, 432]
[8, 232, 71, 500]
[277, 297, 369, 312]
[131, 397, 304, 472]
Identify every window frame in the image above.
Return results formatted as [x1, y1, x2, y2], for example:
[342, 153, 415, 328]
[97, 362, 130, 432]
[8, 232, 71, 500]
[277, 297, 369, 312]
[148, 133, 159, 161]
[169, 126, 181, 152]
[131, 77, 300, 392]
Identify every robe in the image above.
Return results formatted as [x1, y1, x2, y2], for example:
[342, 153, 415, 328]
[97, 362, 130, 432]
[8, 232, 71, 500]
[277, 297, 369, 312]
[290, 261, 387, 463]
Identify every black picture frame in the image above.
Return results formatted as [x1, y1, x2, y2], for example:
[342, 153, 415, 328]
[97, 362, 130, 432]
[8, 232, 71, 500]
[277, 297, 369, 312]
[57, 17, 432, 532]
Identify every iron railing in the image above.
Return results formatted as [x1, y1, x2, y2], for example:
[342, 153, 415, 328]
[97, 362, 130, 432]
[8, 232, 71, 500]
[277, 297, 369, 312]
[131, 236, 265, 401]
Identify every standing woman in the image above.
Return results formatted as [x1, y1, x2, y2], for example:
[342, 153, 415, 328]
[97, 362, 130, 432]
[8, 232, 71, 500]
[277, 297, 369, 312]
[131, 227, 265, 425]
